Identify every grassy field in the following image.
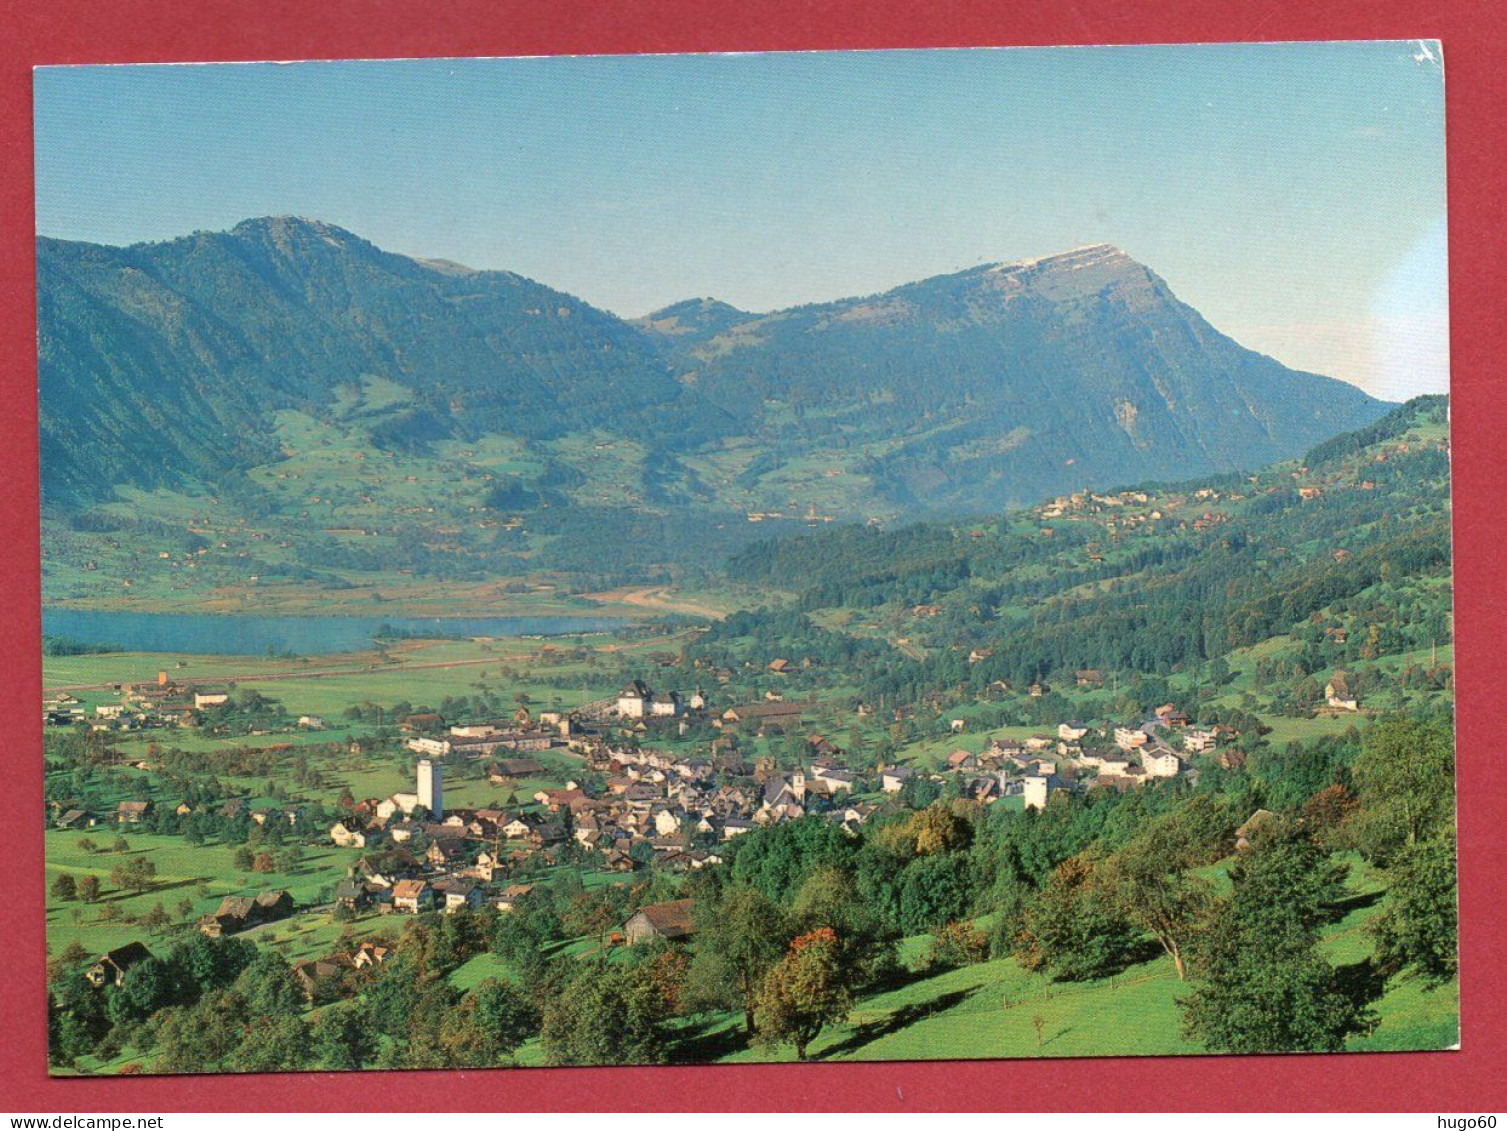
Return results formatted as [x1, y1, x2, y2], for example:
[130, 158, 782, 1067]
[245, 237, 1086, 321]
[701, 878, 1458, 1063]
[440, 853, 1458, 1068]
[44, 829, 362, 959]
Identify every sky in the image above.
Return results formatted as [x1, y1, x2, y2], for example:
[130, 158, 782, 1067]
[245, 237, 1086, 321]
[33, 43, 1447, 400]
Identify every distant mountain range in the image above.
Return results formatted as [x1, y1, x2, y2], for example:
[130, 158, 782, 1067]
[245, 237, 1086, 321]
[38, 217, 1388, 528]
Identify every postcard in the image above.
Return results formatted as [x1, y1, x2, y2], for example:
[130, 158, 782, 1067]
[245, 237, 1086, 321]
[36, 42, 1453, 1074]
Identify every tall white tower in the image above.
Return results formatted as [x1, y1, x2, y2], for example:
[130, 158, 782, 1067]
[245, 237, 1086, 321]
[416, 758, 443, 818]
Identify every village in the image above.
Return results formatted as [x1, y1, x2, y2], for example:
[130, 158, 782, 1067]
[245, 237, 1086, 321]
[46, 654, 1281, 1014]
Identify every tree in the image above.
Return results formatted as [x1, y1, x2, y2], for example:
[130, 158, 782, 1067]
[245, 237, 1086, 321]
[156, 990, 250, 1073]
[792, 865, 894, 984]
[924, 920, 989, 970]
[234, 951, 306, 1016]
[687, 886, 790, 1036]
[1348, 714, 1454, 862]
[46, 941, 90, 986]
[167, 934, 256, 997]
[50, 874, 77, 901]
[224, 1013, 312, 1073]
[364, 956, 425, 1041]
[892, 804, 974, 857]
[896, 852, 976, 934]
[110, 855, 157, 894]
[311, 1001, 377, 1070]
[1101, 815, 1216, 981]
[1369, 832, 1458, 986]
[438, 979, 539, 1066]
[76, 875, 101, 903]
[753, 929, 853, 1060]
[1180, 826, 1375, 1053]
[727, 816, 857, 904]
[1015, 854, 1139, 981]
[106, 956, 173, 1024]
[141, 902, 172, 934]
[540, 960, 669, 1066]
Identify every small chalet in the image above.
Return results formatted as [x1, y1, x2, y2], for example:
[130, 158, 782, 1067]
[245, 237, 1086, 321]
[351, 942, 391, 969]
[86, 942, 154, 988]
[624, 898, 697, 946]
[292, 956, 352, 1001]
[199, 890, 293, 936]
[55, 809, 94, 830]
[1325, 672, 1360, 711]
[116, 800, 153, 824]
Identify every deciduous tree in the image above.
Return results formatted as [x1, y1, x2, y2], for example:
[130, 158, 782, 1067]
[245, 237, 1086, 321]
[753, 929, 853, 1061]
[1180, 826, 1375, 1053]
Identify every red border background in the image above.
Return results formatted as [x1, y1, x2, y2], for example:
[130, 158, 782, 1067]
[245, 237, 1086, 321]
[3, 0, 1503, 1112]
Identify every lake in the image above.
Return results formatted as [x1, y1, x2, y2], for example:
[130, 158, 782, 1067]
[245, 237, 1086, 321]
[41, 607, 627, 656]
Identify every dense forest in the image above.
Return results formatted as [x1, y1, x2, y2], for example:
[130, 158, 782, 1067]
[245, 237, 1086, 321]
[716, 397, 1451, 693]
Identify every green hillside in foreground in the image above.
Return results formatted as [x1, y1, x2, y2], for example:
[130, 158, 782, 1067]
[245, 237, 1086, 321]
[69, 840, 1458, 1074]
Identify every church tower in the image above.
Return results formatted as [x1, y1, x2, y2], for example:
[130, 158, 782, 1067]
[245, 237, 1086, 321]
[416, 758, 443, 818]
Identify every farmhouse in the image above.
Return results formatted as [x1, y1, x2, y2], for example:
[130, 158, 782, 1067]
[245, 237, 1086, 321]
[333, 878, 374, 910]
[494, 883, 535, 912]
[351, 942, 391, 969]
[1325, 672, 1360, 711]
[720, 701, 809, 733]
[433, 877, 484, 913]
[86, 942, 154, 988]
[809, 763, 855, 792]
[116, 800, 153, 824]
[292, 957, 352, 1001]
[617, 680, 653, 719]
[199, 890, 293, 937]
[55, 808, 94, 830]
[488, 757, 546, 781]
[329, 819, 370, 848]
[624, 898, 697, 945]
[1022, 774, 1058, 811]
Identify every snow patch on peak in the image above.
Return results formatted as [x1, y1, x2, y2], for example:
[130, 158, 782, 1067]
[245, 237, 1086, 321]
[990, 243, 1131, 274]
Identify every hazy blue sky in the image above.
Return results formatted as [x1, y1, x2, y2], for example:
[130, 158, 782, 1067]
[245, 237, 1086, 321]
[34, 43, 1447, 399]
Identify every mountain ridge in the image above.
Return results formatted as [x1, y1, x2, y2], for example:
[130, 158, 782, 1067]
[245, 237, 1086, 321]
[38, 217, 1389, 544]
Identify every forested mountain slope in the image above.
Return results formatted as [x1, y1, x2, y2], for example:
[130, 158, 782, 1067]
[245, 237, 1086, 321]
[39, 219, 1391, 604]
[711, 396, 1450, 706]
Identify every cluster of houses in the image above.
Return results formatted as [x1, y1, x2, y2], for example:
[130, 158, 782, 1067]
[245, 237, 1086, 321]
[325, 730, 891, 915]
[82, 887, 705, 1009]
[916, 705, 1224, 811]
[51, 795, 317, 833]
[1033, 485, 1250, 537]
[403, 710, 579, 758]
[44, 670, 236, 733]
